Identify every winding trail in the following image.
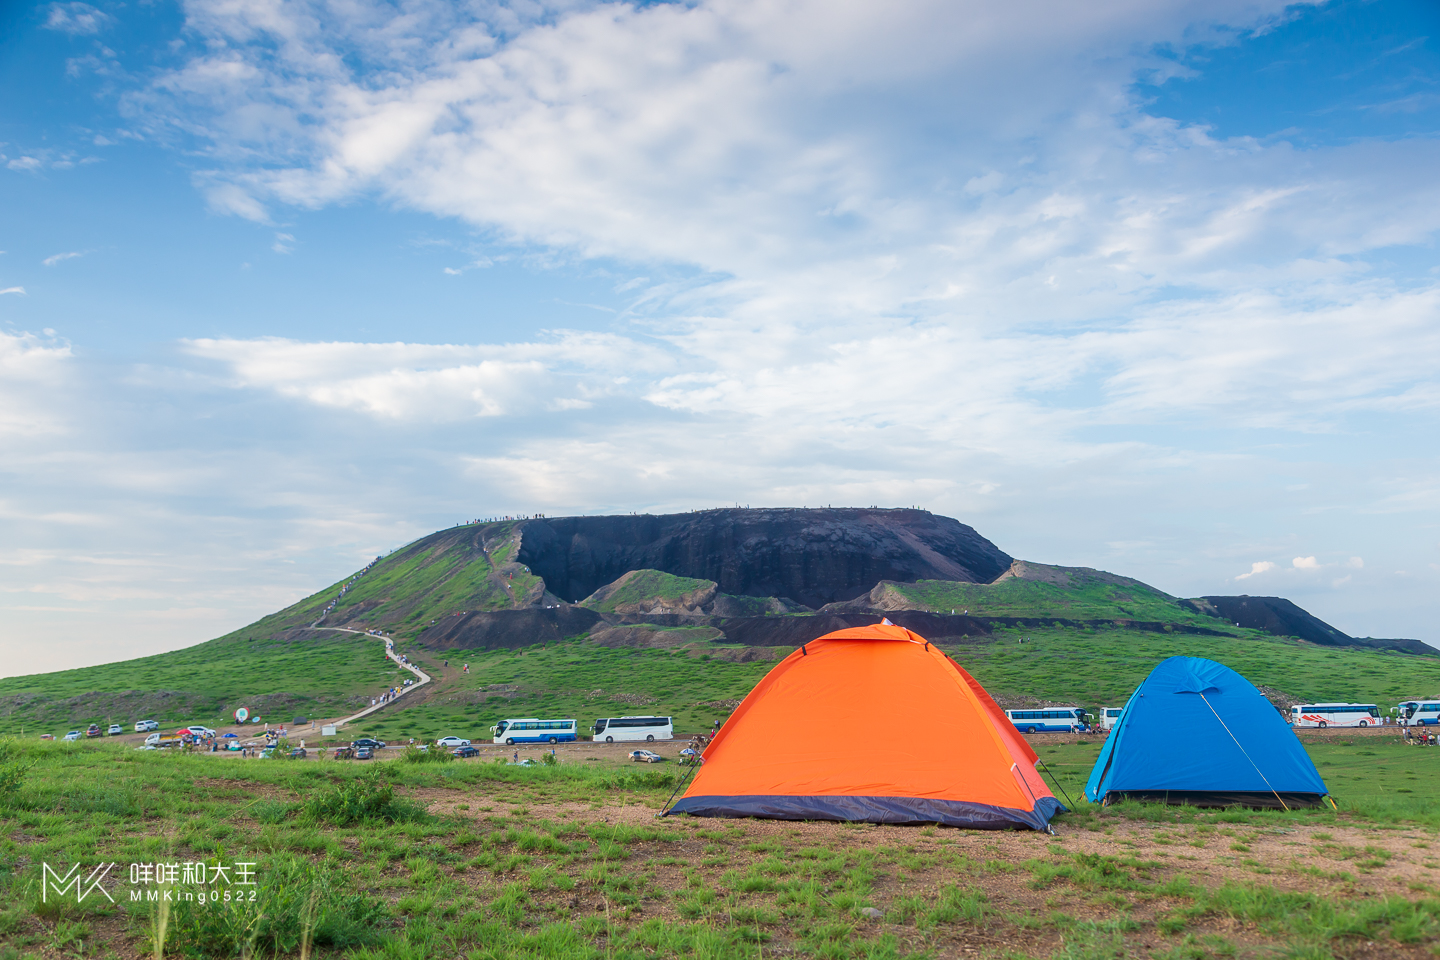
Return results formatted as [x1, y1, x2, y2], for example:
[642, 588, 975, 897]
[306, 626, 432, 729]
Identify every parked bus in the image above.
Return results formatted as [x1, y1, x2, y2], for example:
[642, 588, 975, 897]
[1290, 703, 1379, 728]
[491, 718, 578, 745]
[1098, 707, 1124, 730]
[1398, 701, 1440, 726]
[1005, 707, 1088, 734]
[593, 716, 674, 743]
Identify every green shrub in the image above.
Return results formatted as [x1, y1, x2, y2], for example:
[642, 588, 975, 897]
[0, 740, 31, 803]
[302, 770, 424, 825]
[399, 744, 453, 764]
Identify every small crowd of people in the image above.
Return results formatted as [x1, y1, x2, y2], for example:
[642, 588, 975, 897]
[1403, 726, 1437, 745]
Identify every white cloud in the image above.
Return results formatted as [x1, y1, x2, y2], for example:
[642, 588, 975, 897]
[1235, 560, 1276, 580]
[1347, 557, 1364, 569]
[182, 333, 674, 421]
[0, 287, 25, 296]
[1293, 556, 1320, 569]
[0, 332, 73, 437]
[5, 0, 1440, 668]
[44, 2, 113, 35]
[42, 251, 84, 266]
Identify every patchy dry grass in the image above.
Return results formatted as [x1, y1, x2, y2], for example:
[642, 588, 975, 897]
[3, 738, 1440, 959]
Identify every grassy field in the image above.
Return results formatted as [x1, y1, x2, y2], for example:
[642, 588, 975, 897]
[0, 633, 409, 734]
[8, 623, 1440, 742]
[3, 734, 1440, 960]
[333, 626, 1440, 744]
[349, 641, 768, 744]
[967, 625, 1440, 707]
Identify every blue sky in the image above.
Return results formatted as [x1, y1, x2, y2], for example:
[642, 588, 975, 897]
[2, 0, 1438, 676]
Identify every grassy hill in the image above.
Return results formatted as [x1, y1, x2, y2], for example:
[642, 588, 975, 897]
[0, 631, 412, 732]
[254, 520, 542, 636]
[4, 519, 1438, 739]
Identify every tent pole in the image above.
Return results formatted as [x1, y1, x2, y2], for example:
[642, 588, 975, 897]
[1036, 757, 1078, 811]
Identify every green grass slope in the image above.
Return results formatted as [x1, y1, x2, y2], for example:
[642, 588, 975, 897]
[878, 564, 1219, 627]
[579, 569, 717, 613]
[338, 623, 1440, 744]
[252, 520, 541, 637]
[0, 632, 412, 732]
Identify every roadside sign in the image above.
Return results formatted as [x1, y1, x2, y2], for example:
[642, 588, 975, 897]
[234, 707, 249, 723]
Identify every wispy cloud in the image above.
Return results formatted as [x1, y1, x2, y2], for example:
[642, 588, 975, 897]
[43, 2, 112, 35]
[0, 287, 25, 296]
[42, 251, 84, 266]
[1235, 561, 1276, 580]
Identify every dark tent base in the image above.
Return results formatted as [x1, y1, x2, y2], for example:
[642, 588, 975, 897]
[1100, 790, 1327, 810]
[665, 794, 1065, 831]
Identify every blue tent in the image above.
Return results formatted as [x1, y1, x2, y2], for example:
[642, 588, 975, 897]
[1086, 656, 1329, 809]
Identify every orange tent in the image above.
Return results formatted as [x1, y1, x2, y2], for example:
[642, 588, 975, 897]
[664, 623, 1064, 830]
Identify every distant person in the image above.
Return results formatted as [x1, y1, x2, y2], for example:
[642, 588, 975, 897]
[513, 751, 519, 763]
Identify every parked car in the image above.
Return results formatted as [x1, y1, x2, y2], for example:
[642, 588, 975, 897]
[86, 724, 102, 738]
[185, 725, 217, 738]
[351, 738, 385, 749]
[452, 745, 479, 758]
[289, 748, 307, 759]
[39, 733, 54, 740]
[355, 746, 374, 760]
[63, 731, 81, 742]
[436, 736, 470, 748]
[135, 720, 159, 732]
[332, 746, 355, 760]
[107, 724, 123, 736]
[629, 750, 664, 763]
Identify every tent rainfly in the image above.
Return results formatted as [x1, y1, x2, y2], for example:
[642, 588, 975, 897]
[663, 623, 1065, 830]
[1085, 656, 1329, 809]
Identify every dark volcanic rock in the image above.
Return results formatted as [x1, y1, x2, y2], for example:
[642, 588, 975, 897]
[418, 606, 603, 651]
[516, 508, 1012, 609]
[1186, 596, 1437, 656]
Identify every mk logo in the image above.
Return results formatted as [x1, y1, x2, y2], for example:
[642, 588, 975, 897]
[42, 863, 117, 903]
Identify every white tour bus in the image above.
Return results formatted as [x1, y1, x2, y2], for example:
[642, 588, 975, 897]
[1290, 703, 1380, 728]
[593, 716, 674, 743]
[491, 718, 578, 745]
[1398, 701, 1440, 726]
[1005, 707, 1088, 734]
[1098, 707, 1125, 730]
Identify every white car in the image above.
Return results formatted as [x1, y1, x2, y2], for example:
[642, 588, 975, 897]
[62, 731, 81, 742]
[108, 724, 124, 735]
[185, 725, 216, 738]
[435, 736, 470, 748]
[135, 720, 159, 732]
